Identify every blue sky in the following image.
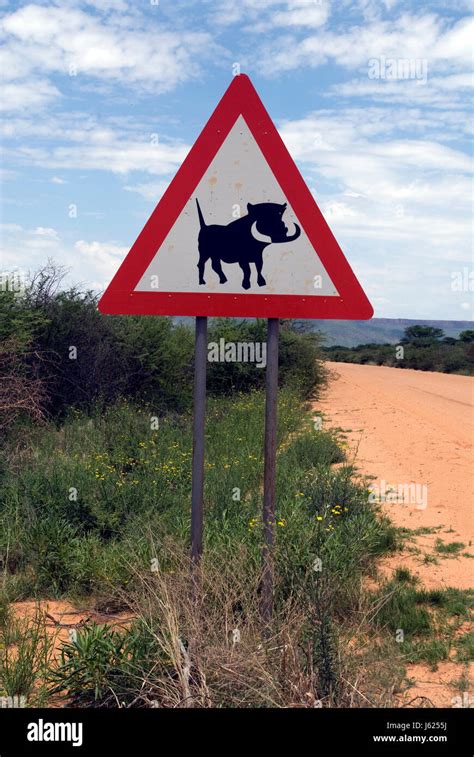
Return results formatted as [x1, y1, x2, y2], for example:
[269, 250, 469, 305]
[1, 0, 472, 319]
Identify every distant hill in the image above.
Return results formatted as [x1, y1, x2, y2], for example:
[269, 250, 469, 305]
[300, 318, 473, 348]
[174, 316, 472, 349]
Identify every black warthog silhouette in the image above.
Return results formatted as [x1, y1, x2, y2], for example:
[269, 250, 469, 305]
[196, 199, 301, 290]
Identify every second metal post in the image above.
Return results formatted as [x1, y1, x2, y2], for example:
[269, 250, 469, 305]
[191, 315, 207, 563]
[260, 317, 279, 623]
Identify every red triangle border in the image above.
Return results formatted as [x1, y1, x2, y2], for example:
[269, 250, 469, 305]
[98, 75, 373, 320]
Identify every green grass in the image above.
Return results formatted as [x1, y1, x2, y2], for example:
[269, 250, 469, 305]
[412, 526, 442, 535]
[2, 389, 470, 708]
[373, 580, 472, 632]
[1, 390, 396, 614]
[0, 391, 292, 596]
[1, 389, 407, 707]
[373, 585, 432, 638]
[435, 539, 465, 556]
[455, 632, 474, 663]
[370, 579, 473, 677]
[0, 603, 54, 704]
[402, 638, 450, 669]
[414, 588, 473, 617]
[393, 567, 417, 584]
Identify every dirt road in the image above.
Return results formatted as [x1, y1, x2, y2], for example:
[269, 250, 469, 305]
[319, 362, 473, 588]
[318, 362, 473, 706]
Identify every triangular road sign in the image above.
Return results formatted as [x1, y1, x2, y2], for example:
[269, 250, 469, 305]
[98, 75, 373, 320]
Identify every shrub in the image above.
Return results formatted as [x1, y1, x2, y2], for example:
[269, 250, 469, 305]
[0, 266, 328, 430]
[323, 324, 474, 375]
[0, 603, 55, 703]
[48, 621, 161, 707]
[206, 318, 327, 400]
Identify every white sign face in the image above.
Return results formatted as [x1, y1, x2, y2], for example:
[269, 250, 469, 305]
[135, 116, 339, 297]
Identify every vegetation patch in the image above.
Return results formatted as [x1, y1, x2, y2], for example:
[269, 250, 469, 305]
[323, 325, 474, 375]
[434, 539, 465, 556]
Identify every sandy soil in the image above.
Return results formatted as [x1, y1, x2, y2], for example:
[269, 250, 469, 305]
[318, 362, 473, 706]
[7, 600, 133, 707]
[319, 362, 473, 587]
[12, 600, 133, 655]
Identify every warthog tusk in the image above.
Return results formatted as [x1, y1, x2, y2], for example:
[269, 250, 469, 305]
[250, 222, 273, 244]
[284, 222, 301, 242]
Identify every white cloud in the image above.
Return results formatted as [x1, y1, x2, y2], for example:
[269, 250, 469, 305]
[212, 0, 282, 25]
[0, 79, 61, 112]
[0, 222, 127, 288]
[258, 14, 472, 75]
[33, 227, 59, 238]
[123, 179, 170, 202]
[1, 223, 23, 234]
[332, 74, 473, 109]
[1, 3, 216, 113]
[3, 113, 191, 175]
[434, 15, 473, 62]
[212, 0, 330, 29]
[370, 139, 469, 172]
[277, 106, 471, 272]
[1, 224, 61, 271]
[259, 0, 330, 31]
[82, 0, 129, 11]
[40, 137, 189, 175]
[273, 8, 328, 29]
[74, 239, 127, 282]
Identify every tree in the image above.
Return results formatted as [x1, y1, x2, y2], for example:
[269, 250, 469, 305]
[0, 288, 49, 430]
[459, 330, 474, 343]
[401, 325, 445, 344]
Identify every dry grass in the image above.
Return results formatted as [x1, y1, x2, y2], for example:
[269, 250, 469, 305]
[120, 544, 311, 707]
[104, 541, 401, 709]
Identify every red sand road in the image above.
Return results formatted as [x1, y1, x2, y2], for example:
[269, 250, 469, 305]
[318, 362, 474, 590]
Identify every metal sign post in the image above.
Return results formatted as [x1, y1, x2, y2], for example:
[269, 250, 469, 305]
[191, 315, 207, 563]
[260, 318, 279, 623]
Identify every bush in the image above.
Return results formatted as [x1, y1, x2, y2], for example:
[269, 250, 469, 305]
[280, 431, 344, 469]
[0, 266, 327, 429]
[323, 326, 473, 376]
[48, 621, 161, 707]
[0, 288, 49, 432]
[206, 318, 326, 399]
